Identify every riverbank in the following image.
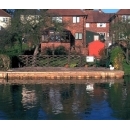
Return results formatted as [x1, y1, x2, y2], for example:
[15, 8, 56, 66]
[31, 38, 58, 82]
[0, 67, 124, 80]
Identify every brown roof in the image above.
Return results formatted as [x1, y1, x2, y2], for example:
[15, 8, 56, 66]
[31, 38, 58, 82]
[0, 9, 11, 17]
[117, 9, 130, 15]
[84, 10, 114, 23]
[47, 9, 86, 16]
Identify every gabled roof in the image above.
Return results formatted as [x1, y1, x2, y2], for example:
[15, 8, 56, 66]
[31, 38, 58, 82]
[0, 9, 11, 17]
[117, 9, 130, 15]
[84, 10, 114, 23]
[47, 9, 86, 16]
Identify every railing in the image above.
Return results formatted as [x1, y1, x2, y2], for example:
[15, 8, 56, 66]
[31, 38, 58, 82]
[18, 55, 86, 67]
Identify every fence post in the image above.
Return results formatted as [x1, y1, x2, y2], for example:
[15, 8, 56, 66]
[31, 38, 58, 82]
[47, 55, 49, 67]
[80, 55, 82, 67]
[26, 55, 28, 67]
[68, 54, 70, 65]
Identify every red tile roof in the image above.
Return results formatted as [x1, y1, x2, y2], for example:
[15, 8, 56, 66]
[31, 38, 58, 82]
[117, 9, 130, 15]
[47, 9, 86, 16]
[0, 9, 11, 17]
[84, 10, 114, 23]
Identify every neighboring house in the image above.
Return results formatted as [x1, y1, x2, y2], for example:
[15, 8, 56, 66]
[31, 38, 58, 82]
[83, 9, 114, 46]
[19, 9, 118, 56]
[109, 9, 130, 42]
[41, 9, 87, 54]
[0, 9, 11, 30]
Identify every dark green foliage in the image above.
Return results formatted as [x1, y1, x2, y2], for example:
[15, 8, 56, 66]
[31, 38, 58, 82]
[54, 46, 68, 55]
[110, 46, 124, 69]
[43, 47, 53, 55]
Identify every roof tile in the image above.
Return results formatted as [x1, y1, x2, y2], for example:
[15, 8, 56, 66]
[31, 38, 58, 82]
[0, 9, 11, 17]
[117, 9, 130, 15]
[84, 10, 114, 22]
[47, 9, 86, 16]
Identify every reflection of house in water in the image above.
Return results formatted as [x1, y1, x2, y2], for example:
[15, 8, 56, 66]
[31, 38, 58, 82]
[41, 27, 74, 52]
[49, 87, 63, 114]
[21, 87, 38, 109]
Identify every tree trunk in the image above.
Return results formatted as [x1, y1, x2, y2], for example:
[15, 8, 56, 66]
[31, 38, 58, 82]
[126, 48, 129, 64]
[32, 44, 39, 67]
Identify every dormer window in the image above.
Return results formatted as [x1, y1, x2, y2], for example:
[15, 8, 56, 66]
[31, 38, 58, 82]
[97, 23, 106, 27]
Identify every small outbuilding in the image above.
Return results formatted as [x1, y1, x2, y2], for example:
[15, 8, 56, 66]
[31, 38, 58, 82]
[88, 40, 105, 58]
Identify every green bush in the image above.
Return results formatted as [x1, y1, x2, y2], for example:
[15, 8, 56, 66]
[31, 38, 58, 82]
[110, 46, 124, 70]
[43, 47, 53, 55]
[54, 46, 68, 55]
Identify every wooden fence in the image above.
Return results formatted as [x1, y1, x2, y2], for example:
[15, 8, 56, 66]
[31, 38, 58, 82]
[18, 55, 87, 67]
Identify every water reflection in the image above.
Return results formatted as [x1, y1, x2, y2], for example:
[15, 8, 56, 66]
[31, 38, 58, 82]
[0, 78, 130, 120]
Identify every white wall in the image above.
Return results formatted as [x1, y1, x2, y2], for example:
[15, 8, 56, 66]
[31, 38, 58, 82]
[0, 17, 11, 28]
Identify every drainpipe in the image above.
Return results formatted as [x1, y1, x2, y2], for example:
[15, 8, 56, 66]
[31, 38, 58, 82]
[83, 16, 85, 47]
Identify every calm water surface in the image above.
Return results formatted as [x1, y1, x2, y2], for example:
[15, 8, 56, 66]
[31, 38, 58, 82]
[0, 77, 130, 120]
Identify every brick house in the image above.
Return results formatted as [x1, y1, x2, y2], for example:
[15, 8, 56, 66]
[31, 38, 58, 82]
[83, 9, 113, 46]
[41, 9, 87, 54]
[41, 9, 114, 55]
[19, 9, 115, 56]
[109, 9, 130, 43]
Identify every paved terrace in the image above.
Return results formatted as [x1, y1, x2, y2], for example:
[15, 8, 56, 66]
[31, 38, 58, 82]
[0, 67, 124, 80]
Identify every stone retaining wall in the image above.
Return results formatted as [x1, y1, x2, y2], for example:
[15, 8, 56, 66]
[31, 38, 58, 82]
[0, 70, 124, 80]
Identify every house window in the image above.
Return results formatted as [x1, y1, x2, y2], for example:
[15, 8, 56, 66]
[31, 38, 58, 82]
[122, 15, 127, 22]
[52, 17, 62, 23]
[127, 15, 130, 23]
[75, 33, 82, 39]
[98, 32, 106, 38]
[49, 31, 55, 41]
[94, 35, 99, 41]
[86, 23, 90, 27]
[128, 15, 130, 20]
[97, 23, 106, 27]
[3, 18, 8, 22]
[73, 17, 80, 23]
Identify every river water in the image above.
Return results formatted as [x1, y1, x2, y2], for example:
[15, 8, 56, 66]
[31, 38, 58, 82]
[0, 77, 130, 120]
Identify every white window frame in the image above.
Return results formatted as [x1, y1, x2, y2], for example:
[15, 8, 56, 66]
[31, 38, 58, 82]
[97, 23, 106, 27]
[122, 15, 127, 22]
[3, 17, 8, 22]
[75, 33, 82, 39]
[73, 17, 80, 23]
[86, 23, 90, 27]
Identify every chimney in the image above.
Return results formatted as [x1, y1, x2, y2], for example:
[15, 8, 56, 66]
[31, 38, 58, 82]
[83, 9, 93, 13]
[99, 9, 102, 13]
